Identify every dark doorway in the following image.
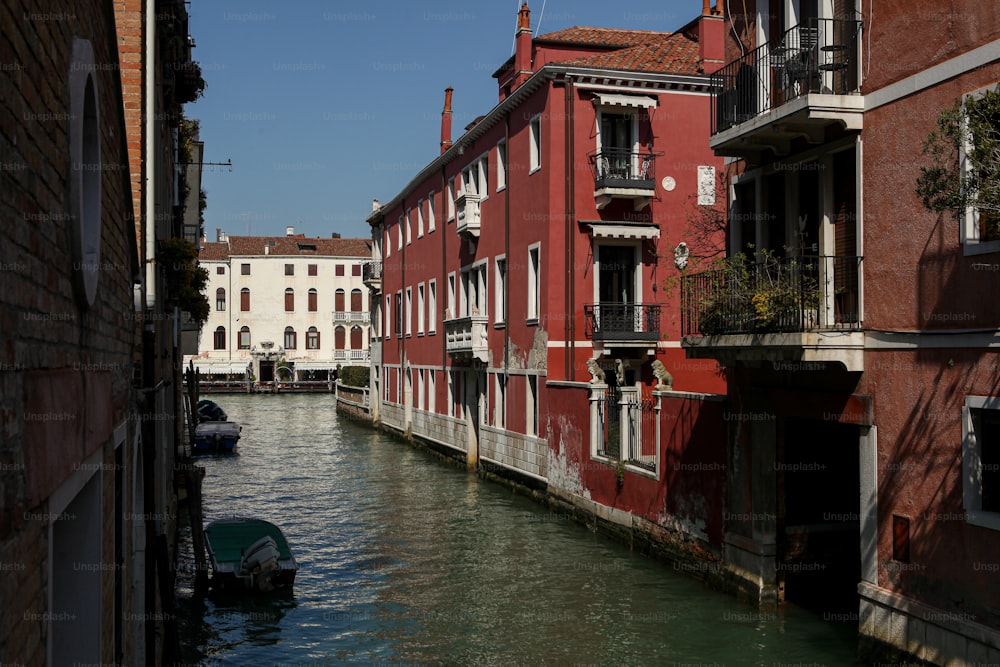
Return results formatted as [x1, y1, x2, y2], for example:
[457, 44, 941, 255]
[259, 360, 275, 382]
[778, 417, 861, 612]
[598, 245, 635, 304]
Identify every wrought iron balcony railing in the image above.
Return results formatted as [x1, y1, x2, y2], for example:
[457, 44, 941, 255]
[583, 303, 662, 342]
[362, 260, 382, 286]
[680, 255, 861, 337]
[711, 16, 863, 135]
[588, 149, 657, 191]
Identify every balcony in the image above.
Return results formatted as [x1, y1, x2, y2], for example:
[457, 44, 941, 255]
[583, 303, 662, 345]
[456, 193, 481, 239]
[362, 260, 382, 292]
[710, 17, 864, 158]
[333, 310, 369, 323]
[444, 315, 489, 363]
[589, 149, 657, 210]
[680, 255, 864, 371]
[333, 349, 371, 364]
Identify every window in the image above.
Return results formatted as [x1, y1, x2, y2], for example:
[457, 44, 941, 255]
[397, 216, 403, 249]
[428, 193, 436, 232]
[526, 374, 538, 436]
[308, 326, 321, 350]
[418, 369, 425, 411]
[216, 266, 225, 275]
[308, 288, 318, 312]
[238, 326, 251, 349]
[350, 325, 363, 350]
[494, 373, 506, 428]
[241, 263, 250, 275]
[527, 244, 540, 322]
[497, 140, 507, 191]
[958, 86, 1000, 253]
[285, 263, 294, 276]
[216, 287, 226, 311]
[417, 283, 425, 335]
[352, 264, 361, 277]
[335, 289, 345, 314]
[240, 288, 250, 311]
[495, 256, 507, 325]
[447, 178, 456, 221]
[308, 263, 318, 276]
[417, 199, 425, 237]
[385, 229, 391, 258]
[394, 292, 402, 336]
[428, 370, 436, 412]
[428, 280, 437, 334]
[405, 287, 413, 336]
[351, 288, 363, 312]
[447, 272, 456, 320]
[336, 264, 345, 277]
[285, 288, 295, 312]
[405, 210, 412, 245]
[213, 326, 226, 350]
[284, 326, 297, 350]
[385, 295, 392, 338]
[461, 262, 487, 317]
[529, 115, 541, 173]
[334, 326, 345, 350]
[964, 397, 1000, 529]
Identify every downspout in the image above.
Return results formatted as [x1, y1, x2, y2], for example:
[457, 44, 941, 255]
[564, 75, 576, 380]
[503, 112, 510, 381]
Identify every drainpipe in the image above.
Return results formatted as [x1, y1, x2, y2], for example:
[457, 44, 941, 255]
[564, 75, 576, 380]
[503, 112, 510, 382]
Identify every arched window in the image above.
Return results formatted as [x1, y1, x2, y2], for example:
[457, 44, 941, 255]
[306, 326, 320, 350]
[350, 288, 363, 312]
[240, 288, 250, 311]
[216, 287, 226, 311]
[308, 288, 318, 312]
[213, 326, 226, 350]
[284, 326, 296, 350]
[238, 326, 251, 349]
[334, 325, 345, 350]
[335, 289, 345, 313]
[350, 325, 363, 350]
[285, 288, 295, 312]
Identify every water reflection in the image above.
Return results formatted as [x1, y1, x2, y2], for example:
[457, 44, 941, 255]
[177, 394, 857, 665]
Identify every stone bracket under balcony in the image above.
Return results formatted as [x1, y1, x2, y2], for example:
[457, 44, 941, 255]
[682, 330, 865, 372]
[444, 315, 489, 364]
[710, 94, 864, 158]
[456, 193, 481, 239]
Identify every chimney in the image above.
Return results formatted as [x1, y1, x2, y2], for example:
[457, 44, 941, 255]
[513, 3, 532, 90]
[440, 87, 453, 154]
[286, 226, 295, 236]
[698, 0, 726, 74]
[331, 232, 341, 239]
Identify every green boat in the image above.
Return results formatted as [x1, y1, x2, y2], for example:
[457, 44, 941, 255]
[204, 518, 298, 592]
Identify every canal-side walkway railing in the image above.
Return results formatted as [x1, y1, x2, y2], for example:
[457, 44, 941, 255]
[335, 382, 373, 425]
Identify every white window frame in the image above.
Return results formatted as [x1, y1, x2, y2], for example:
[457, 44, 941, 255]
[417, 282, 425, 336]
[494, 255, 507, 326]
[474, 260, 487, 319]
[417, 368, 425, 412]
[529, 115, 541, 174]
[964, 396, 1000, 530]
[396, 216, 403, 250]
[385, 228, 391, 258]
[405, 209, 412, 245]
[527, 243, 541, 324]
[526, 374, 538, 436]
[447, 272, 456, 320]
[427, 192, 436, 232]
[447, 178, 456, 221]
[428, 279, 437, 333]
[496, 139, 507, 191]
[405, 286, 413, 337]
[417, 199, 425, 238]
[494, 372, 506, 428]
[385, 294, 392, 339]
[960, 85, 1000, 256]
[428, 369, 436, 412]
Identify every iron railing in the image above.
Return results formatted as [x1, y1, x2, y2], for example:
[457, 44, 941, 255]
[362, 260, 382, 284]
[711, 16, 863, 134]
[595, 387, 657, 472]
[584, 303, 661, 341]
[589, 149, 657, 190]
[681, 255, 862, 336]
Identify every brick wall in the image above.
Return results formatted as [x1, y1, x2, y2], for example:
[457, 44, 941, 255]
[0, 0, 139, 663]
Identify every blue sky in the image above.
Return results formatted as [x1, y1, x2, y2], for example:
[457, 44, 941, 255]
[186, 1, 698, 241]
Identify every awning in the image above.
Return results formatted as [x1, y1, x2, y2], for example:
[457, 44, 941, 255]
[583, 221, 660, 240]
[191, 362, 250, 375]
[592, 93, 658, 109]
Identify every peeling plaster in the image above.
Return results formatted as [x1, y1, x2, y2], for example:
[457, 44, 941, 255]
[547, 416, 590, 500]
[527, 327, 547, 370]
[657, 493, 709, 542]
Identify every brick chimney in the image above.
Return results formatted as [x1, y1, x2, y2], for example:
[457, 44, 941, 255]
[513, 3, 533, 90]
[440, 87, 453, 154]
[698, 0, 726, 74]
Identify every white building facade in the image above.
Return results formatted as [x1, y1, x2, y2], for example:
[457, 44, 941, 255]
[186, 228, 372, 383]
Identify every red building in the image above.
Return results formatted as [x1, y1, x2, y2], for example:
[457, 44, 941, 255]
[681, 0, 1000, 662]
[367, 2, 730, 566]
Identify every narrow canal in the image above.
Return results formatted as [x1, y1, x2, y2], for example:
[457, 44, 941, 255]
[176, 394, 859, 666]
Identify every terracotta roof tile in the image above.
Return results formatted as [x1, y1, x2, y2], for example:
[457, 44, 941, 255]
[557, 31, 701, 75]
[536, 26, 668, 48]
[199, 236, 371, 260]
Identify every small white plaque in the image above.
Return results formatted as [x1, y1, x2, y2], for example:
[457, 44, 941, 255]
[661, 176, 675, 192]
[697, 166, 716, 206]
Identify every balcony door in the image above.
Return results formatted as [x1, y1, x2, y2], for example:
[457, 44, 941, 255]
[598, 244, 638, 336]
[599, 112, 634, 179]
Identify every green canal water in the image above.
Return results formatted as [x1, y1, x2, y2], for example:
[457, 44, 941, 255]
[176, 393, 861, 666]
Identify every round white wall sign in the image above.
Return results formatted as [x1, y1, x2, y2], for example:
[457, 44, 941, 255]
[661, 176, 676, 192]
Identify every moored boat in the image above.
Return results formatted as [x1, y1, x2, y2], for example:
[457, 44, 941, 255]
[204, 518, 298, 592]
[192, 420, 241, 454]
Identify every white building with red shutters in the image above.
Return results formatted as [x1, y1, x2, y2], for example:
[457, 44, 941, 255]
[186, 227, 372, 384]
